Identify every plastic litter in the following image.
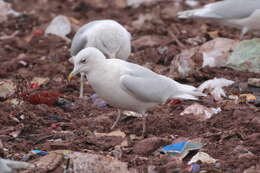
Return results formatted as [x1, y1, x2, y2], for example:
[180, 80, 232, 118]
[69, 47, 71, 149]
[200, 38, 238, 68]
[229, 93, 257, 104]
[122, 111, 143, 118]
[0, 79, 16, 100]
[171, 38, 238, 77]
[239, 94, 256, 103]
[4, 98, 23, 106]
[25, 91, 63, 105]
[0, 0, 21, 23]
[198, 78, 234, 101]
[22, 150, 48, 161]
[180, 103, 221, 121]
[91, 93, 107, 108]
[31, 150, 48, 156]
[30, 77, 49, 89]
[160, 141, 202, 159]
[167, 99, 182, 105]
[185, 163, 200, 173]
[227, 38, 260, 73]
[56, 98, 72, 106]
[45, 15, 71, 42]
[185, 0, 199, 7]
[93, 98, 107, 108]
[188, 152, 217, 165]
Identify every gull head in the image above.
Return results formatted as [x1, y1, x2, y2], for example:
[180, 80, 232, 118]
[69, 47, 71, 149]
[68, 47, 106, 81]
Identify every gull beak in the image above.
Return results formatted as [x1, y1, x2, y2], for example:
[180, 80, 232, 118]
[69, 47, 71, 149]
[68, 72, 74, 82]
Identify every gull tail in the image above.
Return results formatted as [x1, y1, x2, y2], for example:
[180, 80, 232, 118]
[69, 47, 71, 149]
[171, 82, 206, 100]
[177, 8, 221, 19]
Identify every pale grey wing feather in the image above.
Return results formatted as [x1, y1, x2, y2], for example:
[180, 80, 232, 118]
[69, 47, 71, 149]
[120, 75, 172, 103]
[118, 60, 173, 103]
[208, 0, 260, 19]
[70, 20, 106, 56]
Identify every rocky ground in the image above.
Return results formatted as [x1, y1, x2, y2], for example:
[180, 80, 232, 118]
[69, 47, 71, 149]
[0, 0, 259, 173]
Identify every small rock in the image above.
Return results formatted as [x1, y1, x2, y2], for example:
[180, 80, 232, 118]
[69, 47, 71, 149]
[133, 137, 171, 155]
[34, 152, 63, 172]
[50, 142, 72, 150]
[69, 151, 135, 173]
[86, 136, 124, 150]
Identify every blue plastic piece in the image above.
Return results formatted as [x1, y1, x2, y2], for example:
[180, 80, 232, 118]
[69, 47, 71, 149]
[160, 142, 188, 154]
[191, 164, 200, 173]
[31, 150, 48, 156]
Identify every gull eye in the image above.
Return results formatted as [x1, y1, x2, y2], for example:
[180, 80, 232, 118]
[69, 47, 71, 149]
[80, 59, 87, 64]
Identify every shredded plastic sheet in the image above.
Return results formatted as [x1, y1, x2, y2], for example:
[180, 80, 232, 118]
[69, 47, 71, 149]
[198, 78, 234, 101]
[227, 38, 260, 73]
[180, 103, 221, 121]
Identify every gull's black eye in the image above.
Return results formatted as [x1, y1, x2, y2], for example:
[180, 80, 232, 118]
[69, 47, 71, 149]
[80, 59, 87, 64]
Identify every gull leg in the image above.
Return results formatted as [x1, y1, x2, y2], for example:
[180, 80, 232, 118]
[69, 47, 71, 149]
[142, 114, 148, 138]
[111, 110, 121, 129]
[79, 72, 84, 98]
[240, 27, 249, 40]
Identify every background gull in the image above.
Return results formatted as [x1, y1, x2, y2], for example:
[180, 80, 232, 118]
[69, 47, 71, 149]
[177, 0, 260, 38]
[70, 20, 131, 98]
[68, 47, 205, 137]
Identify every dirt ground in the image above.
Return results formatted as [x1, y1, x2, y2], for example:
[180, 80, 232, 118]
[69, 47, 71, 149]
[0, 0, 259, 172]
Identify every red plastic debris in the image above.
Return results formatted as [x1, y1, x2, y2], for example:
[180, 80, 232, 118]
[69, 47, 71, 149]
[29, 82, 39, 89]
[25, 91, 63, 105]
[166, 99, 182, 105]
[32, 29, 44, 36]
